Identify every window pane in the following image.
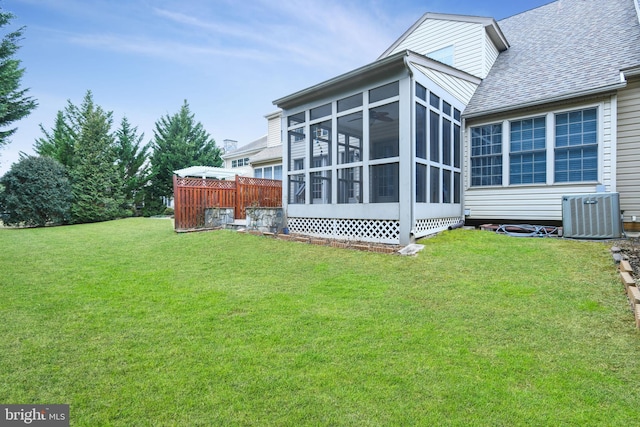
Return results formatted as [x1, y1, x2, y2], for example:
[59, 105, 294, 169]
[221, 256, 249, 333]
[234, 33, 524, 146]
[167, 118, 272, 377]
[338, 167, 362, 204]
[264, 167, 273, 179]
[370, 163, 399, 203]
[430, 166, 440, 203]
[416, 83, 427, 101]
[338, 112, 363, 164]
[416, 104, 427, 159]
[274, 165, 282, 180]
[454, 172, 461, 203]
[470, 123, 503, 186]
[310, 103, 331, 120]
[416, 163, 427, 203]
[430, 93, 440, 109]
[288, 112, 305, 127]
[454, 124, 461, 168]
[510, 116, 546, 184]
[337, 93, 362, 112]
[255, 168, 263, 178]
[443, 118, 452, 166]
[311, 120, 331, 167]
[288, 128, 306, 171]
[369, 81, 399, 103]
[443, 169, 451, 203]
[310, 171, 331, 204]
[430, 110, 439, 162]
[554, 108, 598, 183]
[289, 174, 305, 204]
[370, 102, 399, 160]
[443, 101, 451, 117]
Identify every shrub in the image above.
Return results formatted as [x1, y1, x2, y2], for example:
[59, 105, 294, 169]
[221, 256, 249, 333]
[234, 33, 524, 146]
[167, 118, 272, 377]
[0, 156, 72, 226]
[163, 207, 174, 216]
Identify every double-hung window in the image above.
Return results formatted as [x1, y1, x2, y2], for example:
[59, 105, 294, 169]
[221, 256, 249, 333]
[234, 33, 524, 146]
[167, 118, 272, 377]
[470, 124, 502, 186]
[555, 108, 597, 182]
[510, 117, 546, 184]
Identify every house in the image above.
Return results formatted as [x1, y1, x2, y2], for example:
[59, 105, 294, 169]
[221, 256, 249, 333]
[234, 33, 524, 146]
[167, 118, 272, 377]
[272, 0, 640, 245]
[221, 111, 283, 180]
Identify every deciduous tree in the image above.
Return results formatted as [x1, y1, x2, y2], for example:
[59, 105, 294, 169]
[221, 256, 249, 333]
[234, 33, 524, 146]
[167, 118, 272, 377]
[0, 155, 72, 226]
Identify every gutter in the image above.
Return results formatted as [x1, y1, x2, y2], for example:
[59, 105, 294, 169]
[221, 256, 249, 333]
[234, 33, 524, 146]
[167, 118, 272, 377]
[463, 81, 628, 120]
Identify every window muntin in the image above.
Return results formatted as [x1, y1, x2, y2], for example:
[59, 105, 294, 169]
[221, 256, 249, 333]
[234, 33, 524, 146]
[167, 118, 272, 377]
[311, 120, 331, 168]
[369, 102, 399, 160]
[232, 157, 249, 168]
[471, 124, 503, 186]
[337, 112, 362, 164]
[555, 108, 597, 182]
[370, 163, 399, 203]
[369, 81, 399, 103]
[510, 116, 546, 185]
[337, 93, 362, 112]
[338, 167, 362, 204]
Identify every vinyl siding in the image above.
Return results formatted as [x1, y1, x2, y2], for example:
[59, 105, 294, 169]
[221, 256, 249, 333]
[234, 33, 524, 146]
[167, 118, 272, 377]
[484, 32, 500, 77]
[617, 77, 640, 221]
[389, 19, 487, 78]
[412, 63, 479, 104]
[267, 114, 281, 148]
[464, 97, 613, 221]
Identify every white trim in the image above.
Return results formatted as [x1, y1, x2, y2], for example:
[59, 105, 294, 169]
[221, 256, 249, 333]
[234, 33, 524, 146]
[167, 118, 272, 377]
[609, 95, 617, 192]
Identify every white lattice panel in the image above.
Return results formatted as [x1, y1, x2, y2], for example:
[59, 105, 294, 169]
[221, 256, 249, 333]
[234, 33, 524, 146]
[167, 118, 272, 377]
[287, 217, 400, 244]
[414, 217, 462, 238]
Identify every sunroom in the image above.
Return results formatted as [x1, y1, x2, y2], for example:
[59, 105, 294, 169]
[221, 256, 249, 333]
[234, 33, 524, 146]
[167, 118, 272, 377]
[273, 50, 480, 245]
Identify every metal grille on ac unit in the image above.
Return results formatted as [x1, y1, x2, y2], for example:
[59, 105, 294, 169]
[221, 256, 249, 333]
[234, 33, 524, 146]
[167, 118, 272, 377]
[561, 193, 621, 239]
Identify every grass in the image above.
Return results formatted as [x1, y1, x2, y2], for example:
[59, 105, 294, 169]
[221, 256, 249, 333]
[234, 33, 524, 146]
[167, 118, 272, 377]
[0, 218, 638, 426]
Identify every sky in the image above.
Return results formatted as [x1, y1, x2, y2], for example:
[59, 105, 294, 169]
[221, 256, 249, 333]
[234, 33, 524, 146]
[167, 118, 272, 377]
[1, 0, 554, 176]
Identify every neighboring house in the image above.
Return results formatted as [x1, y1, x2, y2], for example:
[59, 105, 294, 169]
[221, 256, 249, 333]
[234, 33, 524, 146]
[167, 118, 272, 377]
[272, 0, 640, 245]
[221, 111, 283, 180]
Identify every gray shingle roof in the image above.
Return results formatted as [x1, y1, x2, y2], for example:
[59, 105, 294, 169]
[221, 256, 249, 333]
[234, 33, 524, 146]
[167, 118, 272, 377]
[465, 0, 640, 117]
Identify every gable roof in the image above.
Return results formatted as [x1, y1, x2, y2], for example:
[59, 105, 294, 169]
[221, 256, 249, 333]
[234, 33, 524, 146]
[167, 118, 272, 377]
[464, 0, 640, 118]
[378, 13, 509, 60]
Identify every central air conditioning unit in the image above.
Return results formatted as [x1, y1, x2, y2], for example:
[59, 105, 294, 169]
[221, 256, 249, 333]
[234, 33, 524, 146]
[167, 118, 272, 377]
[561, 192, 621, 239]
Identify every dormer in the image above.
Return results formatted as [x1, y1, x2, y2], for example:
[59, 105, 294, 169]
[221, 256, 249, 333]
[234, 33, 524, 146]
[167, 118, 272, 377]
[379, 13, 509, 79]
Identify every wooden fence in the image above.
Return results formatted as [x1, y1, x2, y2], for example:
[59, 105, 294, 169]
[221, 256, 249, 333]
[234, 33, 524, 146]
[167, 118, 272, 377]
[173, 175, 282, 230]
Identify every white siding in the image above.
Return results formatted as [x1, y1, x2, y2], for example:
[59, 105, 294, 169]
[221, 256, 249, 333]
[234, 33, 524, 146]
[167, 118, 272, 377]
[617, 77, 640, 222]
[267, 114, 281, 148]
[484, 32, 500, 77]
[412, 63, 479, 105]
[464, 97, 614, 221]
[389, 19, 488, 78]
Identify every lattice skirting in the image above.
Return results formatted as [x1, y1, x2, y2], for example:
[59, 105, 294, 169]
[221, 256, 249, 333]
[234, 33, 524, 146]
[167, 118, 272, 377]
[287, 217, 401, 244]
[413, 217, 463, 238]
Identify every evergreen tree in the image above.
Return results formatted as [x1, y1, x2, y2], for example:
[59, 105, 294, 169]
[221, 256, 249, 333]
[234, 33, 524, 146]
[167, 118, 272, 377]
[146, 100, 221, 214]
[34, 109, 76, 169]
[115, 116, 150, 215]
[0, 7, 37, 150]
[0, 155, 72, 227]
[68, 91, 123, 223]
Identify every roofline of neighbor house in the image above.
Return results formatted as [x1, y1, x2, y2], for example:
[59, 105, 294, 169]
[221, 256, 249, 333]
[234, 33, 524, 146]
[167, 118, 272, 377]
[463, 80, 628, 121]
[378, 12, 509, 60]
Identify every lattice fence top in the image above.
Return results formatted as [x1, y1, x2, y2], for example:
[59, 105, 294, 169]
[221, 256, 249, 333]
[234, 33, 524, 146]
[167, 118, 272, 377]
[237, 176, 282, 188]
[175, 177, 237, 189]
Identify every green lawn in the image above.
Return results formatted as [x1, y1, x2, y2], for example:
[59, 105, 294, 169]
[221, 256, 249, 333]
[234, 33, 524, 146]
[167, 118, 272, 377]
[1, 218, 638, 426]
